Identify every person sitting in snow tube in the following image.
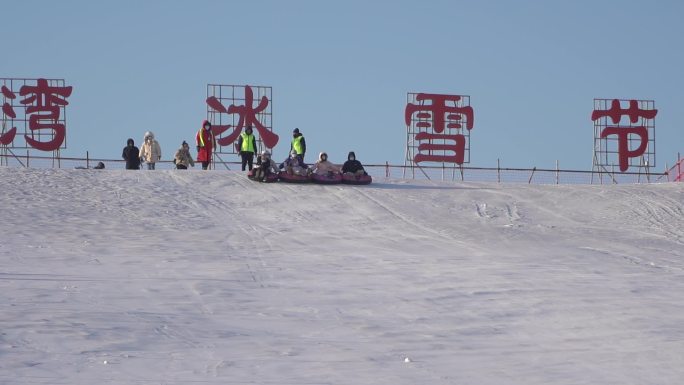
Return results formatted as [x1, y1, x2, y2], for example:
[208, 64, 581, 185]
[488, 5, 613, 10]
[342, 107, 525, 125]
[249, 150, 280, 182]
[278, 150, 311, 183]
[310, 152, 342, 184]
[341, 151, 372, 185]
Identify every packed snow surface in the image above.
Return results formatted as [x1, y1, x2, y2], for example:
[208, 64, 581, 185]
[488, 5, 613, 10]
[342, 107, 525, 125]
[1, 167, 683, 385]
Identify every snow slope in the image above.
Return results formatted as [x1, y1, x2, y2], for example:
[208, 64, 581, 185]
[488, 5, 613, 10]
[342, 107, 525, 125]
[1, 167, 683, 385]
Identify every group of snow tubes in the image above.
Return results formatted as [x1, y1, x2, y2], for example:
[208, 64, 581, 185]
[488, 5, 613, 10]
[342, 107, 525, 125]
[247, 169, 372, 185]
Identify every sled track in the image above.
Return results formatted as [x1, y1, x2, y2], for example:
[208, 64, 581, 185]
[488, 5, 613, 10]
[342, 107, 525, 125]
[351, 185, 483, 253]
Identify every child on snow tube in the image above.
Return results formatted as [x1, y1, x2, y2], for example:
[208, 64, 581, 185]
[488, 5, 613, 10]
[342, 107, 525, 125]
[279, 150, 308, 176]
[310, 152, 341, 177]
[252, 150, 279, 181]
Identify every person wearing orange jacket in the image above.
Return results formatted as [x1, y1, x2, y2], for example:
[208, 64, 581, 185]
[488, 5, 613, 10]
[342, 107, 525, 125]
[196, 120, 217, 170]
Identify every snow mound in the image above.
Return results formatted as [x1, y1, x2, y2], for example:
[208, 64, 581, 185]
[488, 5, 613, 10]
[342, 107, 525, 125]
[1, 167, 683, 385]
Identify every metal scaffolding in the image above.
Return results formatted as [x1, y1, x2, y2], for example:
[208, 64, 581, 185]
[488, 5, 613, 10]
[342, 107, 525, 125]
[591, 98, 656, 183]
[1, 78, 69, 167]
[404, 92, 472, 180]
[206, 84, 273, 156]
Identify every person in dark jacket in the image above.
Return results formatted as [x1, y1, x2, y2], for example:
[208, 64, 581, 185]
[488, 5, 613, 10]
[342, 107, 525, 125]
[122, 138, 141, 170]
[342, 151, 366, 176]
[236, 126, 257, 171]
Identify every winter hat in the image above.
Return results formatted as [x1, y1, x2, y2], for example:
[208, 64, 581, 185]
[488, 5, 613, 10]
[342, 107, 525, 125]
[348, 151, 356, 161]
[144, 131, 154, 140]
[293, 128, 300, 134]
[319, 152, 327, 161]
[127, 138, 134, 146]
[202, 120, 211, 129]
[261, 150, 271, 158]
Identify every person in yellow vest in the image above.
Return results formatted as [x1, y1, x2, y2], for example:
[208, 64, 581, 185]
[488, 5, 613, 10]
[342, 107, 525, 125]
[196, 120, 217, 170]
[290, 128, 306, 162]
[237, 126, 257, 171]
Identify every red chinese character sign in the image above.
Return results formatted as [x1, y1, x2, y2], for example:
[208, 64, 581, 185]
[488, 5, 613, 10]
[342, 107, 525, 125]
[1, 78, 72, 151]
[591, 99, 656, 173]
[205, 84, 277, 154]
[404, 92, 474, 177]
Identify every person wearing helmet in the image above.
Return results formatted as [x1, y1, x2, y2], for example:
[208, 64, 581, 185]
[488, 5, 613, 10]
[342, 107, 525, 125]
[279, 149, 307, 176]
[310, 152, 341, 176]
[290, 128, 306, 162]
[253, 150, 279, 181]
[237, 126, 257, 171]
[139, 131, 162, 170]
[342, 151, 367, 176]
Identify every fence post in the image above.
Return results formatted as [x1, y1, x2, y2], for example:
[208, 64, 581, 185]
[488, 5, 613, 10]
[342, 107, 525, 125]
[86, 151, 90, 169]
[665, 162, 669, 182]
[385, 161, 389, 178]
[556, 160, 559, 184]
[497, 158, 501, 183]
[26, 150, 29, 168]
[528, 167, 537, 184]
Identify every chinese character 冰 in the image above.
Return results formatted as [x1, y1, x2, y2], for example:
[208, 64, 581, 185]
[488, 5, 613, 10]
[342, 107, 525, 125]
[206, 85, 279, 149]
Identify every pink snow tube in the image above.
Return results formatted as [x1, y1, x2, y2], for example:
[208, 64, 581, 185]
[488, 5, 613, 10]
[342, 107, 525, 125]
[247, 169, 279, 183]
[341, 173, 372, 185]
[311, 172, 343, 184]
[278, 171, 311, 183]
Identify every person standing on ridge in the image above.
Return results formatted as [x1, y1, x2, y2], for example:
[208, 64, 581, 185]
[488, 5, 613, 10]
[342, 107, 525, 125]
[236, 125, 257, 171]
[174, 141, 195, 169]
[196, 120, 217, 170]
[290, 128, 306, 163]
[139, 131, 162, 170]
[122, 138, 141, 170]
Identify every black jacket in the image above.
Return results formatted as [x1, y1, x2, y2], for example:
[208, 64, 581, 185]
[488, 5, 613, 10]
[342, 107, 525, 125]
[122, 139, 141, 169]
[342, 151, 365, 174]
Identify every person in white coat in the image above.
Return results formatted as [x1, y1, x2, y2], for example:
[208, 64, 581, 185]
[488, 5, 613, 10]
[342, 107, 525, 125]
[310, 152, 341, 176]
[140, 131, 162, 170]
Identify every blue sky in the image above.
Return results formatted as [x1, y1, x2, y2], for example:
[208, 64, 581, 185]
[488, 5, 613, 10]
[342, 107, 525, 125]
[2, 0, 683, 170]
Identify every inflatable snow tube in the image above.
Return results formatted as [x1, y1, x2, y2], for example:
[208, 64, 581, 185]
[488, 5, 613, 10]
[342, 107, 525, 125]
[247, 169, 279, 183]
[311, 172, 343, 185]
[341, 173, 372, 185]
[278, 171, 311, 183]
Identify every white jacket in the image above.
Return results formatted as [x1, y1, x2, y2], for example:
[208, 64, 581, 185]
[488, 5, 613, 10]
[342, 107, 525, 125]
[140, 132, 162, 163]
[312, 160, 341, 175]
